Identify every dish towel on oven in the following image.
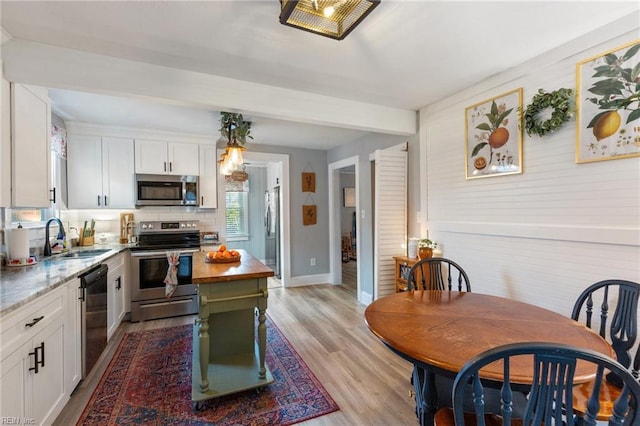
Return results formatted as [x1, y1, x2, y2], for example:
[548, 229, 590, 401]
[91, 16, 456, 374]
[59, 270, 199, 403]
[164, 251, 180, 298]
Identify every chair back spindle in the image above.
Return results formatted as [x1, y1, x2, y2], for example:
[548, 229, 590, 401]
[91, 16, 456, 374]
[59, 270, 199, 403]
[407, 257, 471, 292]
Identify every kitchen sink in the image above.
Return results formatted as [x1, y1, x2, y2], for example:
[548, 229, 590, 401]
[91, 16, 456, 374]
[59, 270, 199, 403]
[58, 249, 112, 259]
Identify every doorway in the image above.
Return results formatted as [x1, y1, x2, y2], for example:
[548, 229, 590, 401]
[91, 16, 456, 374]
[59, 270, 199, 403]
[328, 156, 360, 301]
[219, 150, 290, 288]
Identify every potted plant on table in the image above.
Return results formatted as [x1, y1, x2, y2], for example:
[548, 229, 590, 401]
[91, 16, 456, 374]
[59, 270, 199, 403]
[418, 239, 437, 260]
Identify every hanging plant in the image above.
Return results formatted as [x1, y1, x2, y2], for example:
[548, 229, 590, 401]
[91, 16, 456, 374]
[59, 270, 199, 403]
[219, 112, 253, 144]
[522, 88, 574, 137]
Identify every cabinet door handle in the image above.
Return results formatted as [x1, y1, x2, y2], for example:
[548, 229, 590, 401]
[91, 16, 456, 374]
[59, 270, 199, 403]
[97, 195, 101, 206]
[201, 196, 204, 205]
[25, 315, 44, 328]
[79, 286, 85, 302]
[49, 187, 56, 203]
[28, 348, 39, 374]
[28, 343, 44, 373]
[104, 195, 108, 206]
[37, 342, 45, 368]
[164, 162, 167, 172]
[116, 277, 121, 291]
[169, 162, 173, 172]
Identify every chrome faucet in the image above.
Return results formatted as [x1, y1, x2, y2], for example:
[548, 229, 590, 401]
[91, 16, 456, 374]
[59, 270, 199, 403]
[44, 217, 65, 257]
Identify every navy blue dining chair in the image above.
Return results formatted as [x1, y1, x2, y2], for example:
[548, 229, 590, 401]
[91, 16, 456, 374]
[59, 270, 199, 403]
[571, 279, 640, 424]
[571, 279, 640, 381]
[406, 257, 471, 292]
[434, 342, 640, 426]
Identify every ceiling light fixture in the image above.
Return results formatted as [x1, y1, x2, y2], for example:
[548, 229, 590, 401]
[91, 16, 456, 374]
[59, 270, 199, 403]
[279, 0, 380, 41]
[218, 112, 252, 176]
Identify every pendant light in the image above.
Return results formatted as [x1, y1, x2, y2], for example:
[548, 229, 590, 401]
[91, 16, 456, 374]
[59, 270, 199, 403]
[218, 112, 252, 175]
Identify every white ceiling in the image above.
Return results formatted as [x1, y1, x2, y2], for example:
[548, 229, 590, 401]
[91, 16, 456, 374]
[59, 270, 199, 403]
[2, 1, 638, 150]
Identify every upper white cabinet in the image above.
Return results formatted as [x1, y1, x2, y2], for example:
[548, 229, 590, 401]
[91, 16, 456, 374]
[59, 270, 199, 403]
[198, 145, 218, 209]
[134, 139, 199, 175]
[67, 135, 135, 209]
[0, 81, 52, 208]
[1, 78, 11, 207]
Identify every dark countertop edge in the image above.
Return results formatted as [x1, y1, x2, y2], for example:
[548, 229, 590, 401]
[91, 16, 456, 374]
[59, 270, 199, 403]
[0, 245, 130, 317]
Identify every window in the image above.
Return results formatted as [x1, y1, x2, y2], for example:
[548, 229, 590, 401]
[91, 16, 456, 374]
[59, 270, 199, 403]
[225, 178, 249, 240]
[8, 209, 49, 224]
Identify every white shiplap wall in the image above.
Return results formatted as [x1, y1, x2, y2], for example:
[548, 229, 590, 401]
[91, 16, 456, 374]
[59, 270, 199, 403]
[419, 14, 640, 317]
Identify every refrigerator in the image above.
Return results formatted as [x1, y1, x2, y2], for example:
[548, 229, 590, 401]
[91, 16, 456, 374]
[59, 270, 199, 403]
[264, 187, 281, 278]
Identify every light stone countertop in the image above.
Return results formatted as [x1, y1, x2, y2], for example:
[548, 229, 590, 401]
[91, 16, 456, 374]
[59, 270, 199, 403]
[0, 244, 131, 316]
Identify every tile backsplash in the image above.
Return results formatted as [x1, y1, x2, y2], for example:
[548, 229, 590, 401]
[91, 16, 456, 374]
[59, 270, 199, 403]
[1, 206, 222, 262]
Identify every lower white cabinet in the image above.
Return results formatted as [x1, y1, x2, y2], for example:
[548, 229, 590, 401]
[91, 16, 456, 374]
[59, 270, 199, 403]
[65, 278, 82, 395]
[107, 253, 127, 340]
[0, 286, 67, 425]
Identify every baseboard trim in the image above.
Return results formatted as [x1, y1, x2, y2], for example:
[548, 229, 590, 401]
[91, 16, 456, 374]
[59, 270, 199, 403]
[289, 273, 332, 287]
[360, 291, 373, 306]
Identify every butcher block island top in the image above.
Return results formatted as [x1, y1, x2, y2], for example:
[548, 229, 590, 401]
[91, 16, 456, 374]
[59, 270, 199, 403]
[192, 249, 274, 284]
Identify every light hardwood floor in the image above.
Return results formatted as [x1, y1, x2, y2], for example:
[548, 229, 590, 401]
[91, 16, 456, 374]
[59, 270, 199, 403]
[342, 260, 357, 292]
[55, 284, 416, 425]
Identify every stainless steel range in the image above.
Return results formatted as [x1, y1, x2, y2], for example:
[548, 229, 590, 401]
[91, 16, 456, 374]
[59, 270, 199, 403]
[130, 220, 200, 322]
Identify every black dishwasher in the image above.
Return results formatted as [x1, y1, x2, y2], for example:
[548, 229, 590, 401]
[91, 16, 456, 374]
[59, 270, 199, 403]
[79, 264, 108, 378]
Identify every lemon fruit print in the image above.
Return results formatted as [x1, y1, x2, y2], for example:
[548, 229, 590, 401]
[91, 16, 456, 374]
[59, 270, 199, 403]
[579, 40, 640, 161]
[592, 111, 621, 141]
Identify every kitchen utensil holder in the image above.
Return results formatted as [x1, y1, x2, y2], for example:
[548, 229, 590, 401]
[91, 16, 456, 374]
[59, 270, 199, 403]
[78, 235, 94, 246]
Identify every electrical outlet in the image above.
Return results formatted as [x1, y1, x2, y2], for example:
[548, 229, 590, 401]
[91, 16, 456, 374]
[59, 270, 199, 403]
[310, 258, 316, 266]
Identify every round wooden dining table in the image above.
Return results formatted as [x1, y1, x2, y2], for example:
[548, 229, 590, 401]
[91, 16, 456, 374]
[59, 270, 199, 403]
[364, 290, 614, 426]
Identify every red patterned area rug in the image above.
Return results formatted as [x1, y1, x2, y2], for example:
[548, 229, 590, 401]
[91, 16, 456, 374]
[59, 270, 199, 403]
[77, 317, 339, 425]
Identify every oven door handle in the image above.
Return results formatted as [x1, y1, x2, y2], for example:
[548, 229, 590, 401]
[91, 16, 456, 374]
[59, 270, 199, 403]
[131, 248, 199, 258]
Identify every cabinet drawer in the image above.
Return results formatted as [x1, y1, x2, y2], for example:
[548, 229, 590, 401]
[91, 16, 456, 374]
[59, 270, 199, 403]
[0, 285, 65, 356]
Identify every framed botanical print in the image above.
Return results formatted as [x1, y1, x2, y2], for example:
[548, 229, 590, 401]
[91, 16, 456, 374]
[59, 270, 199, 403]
[465, 88, 523, 179]
[576, 39, 640, 163]
[302, 205, 317, 226]
[302, 172, 316, 192]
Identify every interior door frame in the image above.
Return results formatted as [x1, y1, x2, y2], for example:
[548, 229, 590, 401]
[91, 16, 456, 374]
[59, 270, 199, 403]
[328, 155, 360, 300]
[218, 150, 291, 287]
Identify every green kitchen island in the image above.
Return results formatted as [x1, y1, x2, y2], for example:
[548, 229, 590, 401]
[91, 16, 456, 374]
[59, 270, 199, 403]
[190, 249, 275, 411]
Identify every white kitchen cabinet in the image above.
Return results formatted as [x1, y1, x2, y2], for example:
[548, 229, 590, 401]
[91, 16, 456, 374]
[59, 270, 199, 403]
[198, 145, 218, 208]
[0, 82, 52, 208]
[1, 77, 11, 207]
[106, 252, 127, 340]
[67, 135, 135, 209]
[65, 278, 82, 395]
[0, 285, 68, 425]
[135, 138, 199, 175]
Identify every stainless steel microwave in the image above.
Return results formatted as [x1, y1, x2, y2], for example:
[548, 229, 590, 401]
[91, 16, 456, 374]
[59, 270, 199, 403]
[135, 174, 199, 206]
